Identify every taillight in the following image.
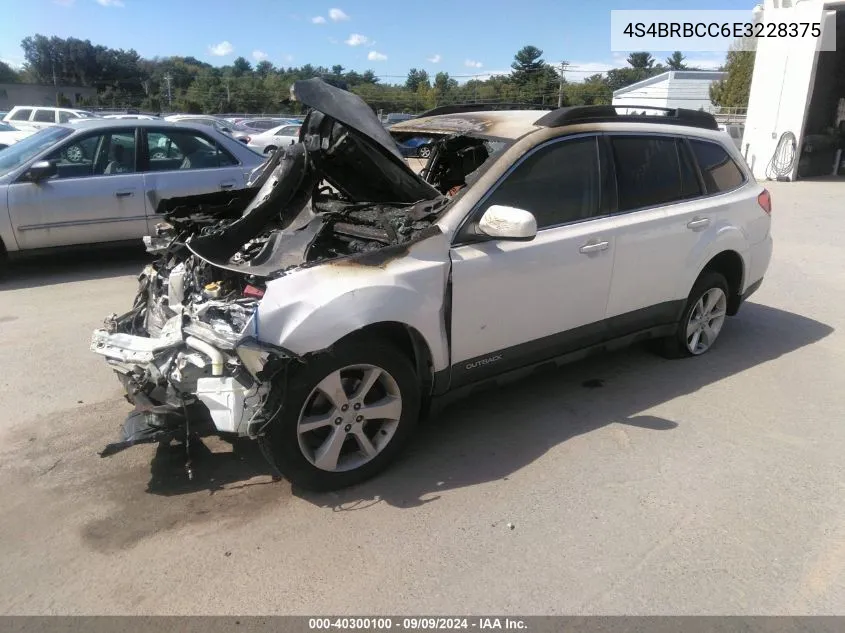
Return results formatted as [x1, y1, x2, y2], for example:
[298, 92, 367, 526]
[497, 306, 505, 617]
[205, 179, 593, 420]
[757, 189, 771, 214]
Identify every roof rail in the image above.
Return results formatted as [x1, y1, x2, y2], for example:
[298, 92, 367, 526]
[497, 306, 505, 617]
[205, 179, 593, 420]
[417, 103, 551, 118]
[534, 105, 720, 131]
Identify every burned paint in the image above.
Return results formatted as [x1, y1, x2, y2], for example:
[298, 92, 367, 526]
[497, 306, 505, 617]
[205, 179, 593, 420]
[389, 110, 546, 141]
[329, 225, 443, 269]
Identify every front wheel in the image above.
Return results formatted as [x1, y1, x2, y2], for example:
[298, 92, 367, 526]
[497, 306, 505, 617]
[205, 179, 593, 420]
[661, 271, 729, 358]
[258, 339, 420, 491]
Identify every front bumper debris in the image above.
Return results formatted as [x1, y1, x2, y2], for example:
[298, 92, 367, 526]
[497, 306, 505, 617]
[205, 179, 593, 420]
[91, 313, 279, 458]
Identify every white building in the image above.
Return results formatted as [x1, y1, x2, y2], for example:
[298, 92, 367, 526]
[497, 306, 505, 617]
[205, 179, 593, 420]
[743, 0, 845, 181]
[612, 70, 727, 113]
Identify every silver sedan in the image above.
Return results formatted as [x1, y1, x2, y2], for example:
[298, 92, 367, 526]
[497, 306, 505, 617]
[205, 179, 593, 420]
[0, 119, 265, 261]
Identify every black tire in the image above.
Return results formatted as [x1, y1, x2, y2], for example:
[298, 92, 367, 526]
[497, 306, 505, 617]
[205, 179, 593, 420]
[258, 338, 421, 491]
[417, 144, 432, 158]
[660, 271, 729, 359]
[264, 146, 277, 155]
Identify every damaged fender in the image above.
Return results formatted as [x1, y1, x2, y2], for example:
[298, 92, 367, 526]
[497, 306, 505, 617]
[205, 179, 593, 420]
[250, 229, 452, 373]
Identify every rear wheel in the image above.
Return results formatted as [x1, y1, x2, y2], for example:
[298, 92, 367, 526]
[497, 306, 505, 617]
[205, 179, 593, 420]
[661, 271, 729, 358]
[258, 338, 420, 491]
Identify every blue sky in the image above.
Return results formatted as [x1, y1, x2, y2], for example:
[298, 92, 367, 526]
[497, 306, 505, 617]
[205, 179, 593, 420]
[1, 0, 757, 82]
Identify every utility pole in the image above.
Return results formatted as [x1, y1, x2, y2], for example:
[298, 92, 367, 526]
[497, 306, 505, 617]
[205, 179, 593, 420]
[557, 62, 568, 108]
[164, 73, 173, 110]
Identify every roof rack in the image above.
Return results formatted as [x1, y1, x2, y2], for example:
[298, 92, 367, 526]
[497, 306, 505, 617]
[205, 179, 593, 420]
[417, 103, 551, 118]
[534, 105, 719, 131]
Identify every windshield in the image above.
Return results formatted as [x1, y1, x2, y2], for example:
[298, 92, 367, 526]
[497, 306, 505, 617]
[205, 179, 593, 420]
[0, 127, 73, 179]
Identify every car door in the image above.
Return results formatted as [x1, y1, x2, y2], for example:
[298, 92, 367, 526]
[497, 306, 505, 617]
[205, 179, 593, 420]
[6, 127, 148, 250]
[30, 109, 56, 131]
[603, 134, 712, 335]
[448, 135, 616, 387]
[140, 127, 246, 228]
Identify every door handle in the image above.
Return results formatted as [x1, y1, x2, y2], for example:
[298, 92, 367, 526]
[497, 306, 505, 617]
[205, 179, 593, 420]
[219, 182, 235, 190]
[687, 217, 711, 230]
[114, 190, 134, 198]
[579, 240, 609, 254]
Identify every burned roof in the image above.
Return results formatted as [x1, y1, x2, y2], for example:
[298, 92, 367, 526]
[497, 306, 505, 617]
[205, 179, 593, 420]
[389, 110, 548, 140]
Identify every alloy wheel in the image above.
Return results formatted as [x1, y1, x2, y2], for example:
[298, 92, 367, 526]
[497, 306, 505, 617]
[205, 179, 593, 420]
[685, 287, 727, 355]
[296, 364, 403, 472]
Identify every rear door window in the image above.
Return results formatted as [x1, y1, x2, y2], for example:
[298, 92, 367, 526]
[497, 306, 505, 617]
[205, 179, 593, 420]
[33, 109, 56, 123]
[610, 136, 696, 212]
[688, 139, 745, 194]
[145, 129, 238, 171]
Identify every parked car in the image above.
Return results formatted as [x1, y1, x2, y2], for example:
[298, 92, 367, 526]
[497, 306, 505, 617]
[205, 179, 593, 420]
[3, 106, 98, 131]
[246, 124, 301, 154]
[235, 118, 286, 132]
[163, 115, 249, 141]
[90, 80, 772, 492]
[0, 119, 265, 265]
[392, 133, 436, 158]
[0, 121, 36, 150]
[102, 114, 163, 120]
[719, 123, 745, 150]
[383, 112, 415, 127]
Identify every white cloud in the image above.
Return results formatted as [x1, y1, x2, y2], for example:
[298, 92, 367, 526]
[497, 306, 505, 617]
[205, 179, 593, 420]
[464, 59, 483, 69]
[329, 8, 350, 21]
[681, 57, 724, 70]
[208, 41, 234, 56]
[311, 15, 326, 24]
[368, 50, 387, 61]
[95, 0, 124, 6]
[252, 50, 269, 62]
[54, 0, 75, 6]
[345, 33, 370, 46]
[427, 54, 441, 63]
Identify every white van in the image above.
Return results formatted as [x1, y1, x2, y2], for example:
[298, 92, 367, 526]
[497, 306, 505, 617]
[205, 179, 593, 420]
[2, 106, 97, 131]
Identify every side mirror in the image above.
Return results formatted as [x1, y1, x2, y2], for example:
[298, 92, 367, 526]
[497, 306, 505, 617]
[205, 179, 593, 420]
[27, 160, 57, 183]
[477, 205, 537, 241]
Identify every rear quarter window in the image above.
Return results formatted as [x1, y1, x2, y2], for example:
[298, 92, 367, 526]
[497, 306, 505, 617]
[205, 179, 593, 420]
[689, 139, 745, 193]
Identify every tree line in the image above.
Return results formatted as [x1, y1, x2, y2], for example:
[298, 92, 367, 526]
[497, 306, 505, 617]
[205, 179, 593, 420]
[0, 35, 753, 114]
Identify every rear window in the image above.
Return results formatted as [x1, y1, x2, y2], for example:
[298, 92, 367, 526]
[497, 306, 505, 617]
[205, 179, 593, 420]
[689, 140, 745, 193]
[33, 109, 56, 123]
[611, 136, 695, 211]
[10, 108, 33, 121]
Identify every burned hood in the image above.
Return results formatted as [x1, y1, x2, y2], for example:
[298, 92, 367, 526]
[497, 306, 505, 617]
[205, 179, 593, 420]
[293, 78, 440, 203]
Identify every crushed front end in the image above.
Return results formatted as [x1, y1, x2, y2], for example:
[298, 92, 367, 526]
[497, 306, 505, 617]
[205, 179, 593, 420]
[90, 78, 449, 463]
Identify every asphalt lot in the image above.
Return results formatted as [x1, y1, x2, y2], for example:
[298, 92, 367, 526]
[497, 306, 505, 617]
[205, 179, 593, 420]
[0, 179, 843, 615]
